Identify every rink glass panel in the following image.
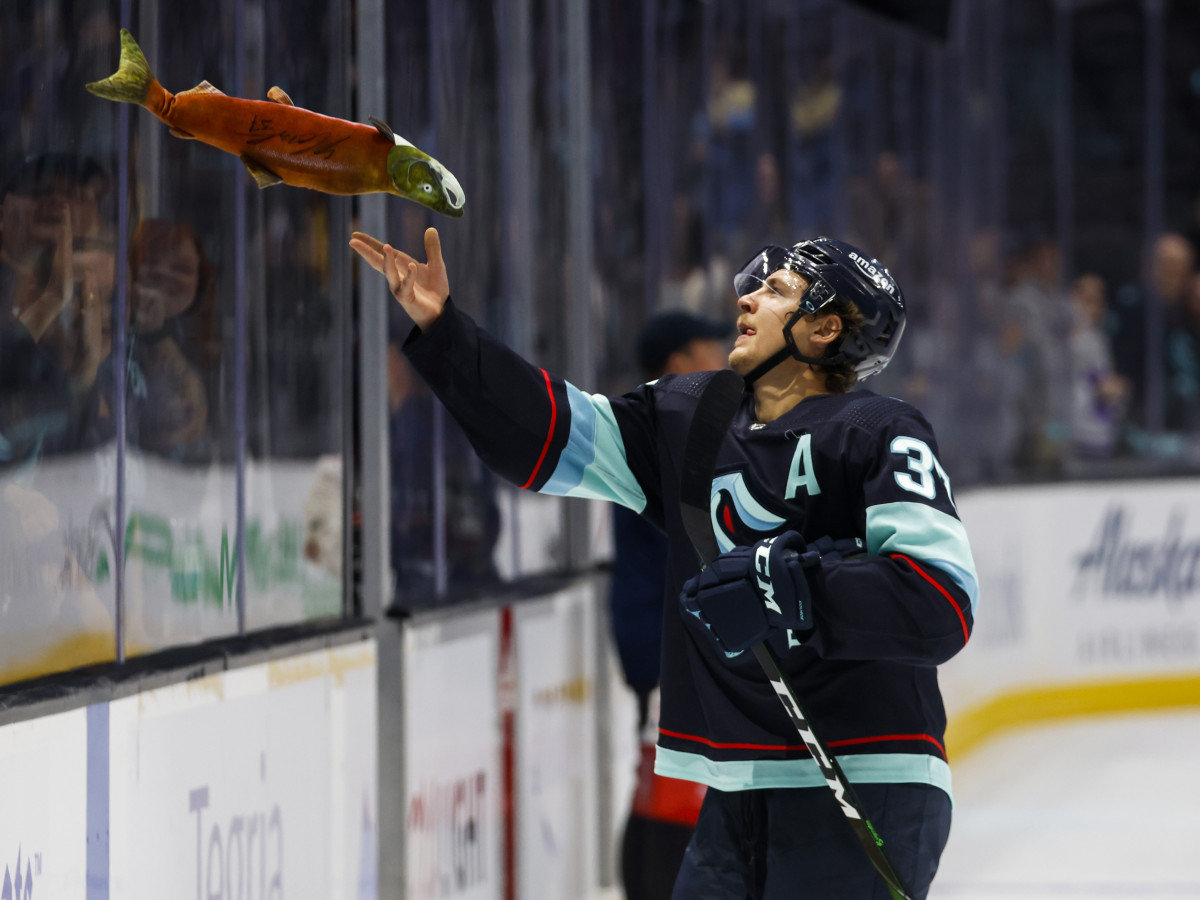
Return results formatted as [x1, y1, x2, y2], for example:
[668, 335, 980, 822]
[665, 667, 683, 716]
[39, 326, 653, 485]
[381, 0, 570, 609]
[0, 0, 348, 685]
[242, 0, 348, 630]
[1, 0, 124, 683]
[4, 0, 1200, 678]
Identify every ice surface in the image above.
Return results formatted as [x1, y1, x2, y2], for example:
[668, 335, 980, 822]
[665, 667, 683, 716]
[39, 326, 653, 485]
[930, 709, 1200, 899]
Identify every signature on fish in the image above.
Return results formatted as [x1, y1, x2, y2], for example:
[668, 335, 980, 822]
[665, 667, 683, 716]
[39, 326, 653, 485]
[243, 115, 349, 159]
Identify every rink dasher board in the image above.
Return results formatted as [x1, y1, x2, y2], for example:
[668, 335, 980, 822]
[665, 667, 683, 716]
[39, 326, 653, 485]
[401, 581, 611, 900]
[0, 640, 378, 900]
[944, 478, 1200, 757]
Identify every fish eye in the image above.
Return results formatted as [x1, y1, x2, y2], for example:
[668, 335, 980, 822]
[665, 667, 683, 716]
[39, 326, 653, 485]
[422, 183, 433, 193]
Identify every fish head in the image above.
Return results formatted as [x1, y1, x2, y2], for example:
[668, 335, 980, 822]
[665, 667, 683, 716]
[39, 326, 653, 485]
[385, 139, 465, 218]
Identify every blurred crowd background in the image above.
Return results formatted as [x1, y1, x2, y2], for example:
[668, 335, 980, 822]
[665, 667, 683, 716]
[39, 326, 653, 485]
[2, 0, 1200, 669]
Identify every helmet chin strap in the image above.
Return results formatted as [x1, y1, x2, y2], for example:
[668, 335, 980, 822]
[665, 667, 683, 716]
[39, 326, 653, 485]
[742, 307, 845, 385]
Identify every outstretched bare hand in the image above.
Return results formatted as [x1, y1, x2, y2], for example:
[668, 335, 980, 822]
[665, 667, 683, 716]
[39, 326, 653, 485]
[349, 226, 449, 332]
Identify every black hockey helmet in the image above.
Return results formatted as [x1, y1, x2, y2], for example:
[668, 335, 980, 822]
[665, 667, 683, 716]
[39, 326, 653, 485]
[733, 237, 907, 384]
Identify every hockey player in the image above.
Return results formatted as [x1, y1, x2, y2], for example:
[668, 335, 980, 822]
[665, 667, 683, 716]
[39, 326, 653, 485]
[350, 227, 978, 899]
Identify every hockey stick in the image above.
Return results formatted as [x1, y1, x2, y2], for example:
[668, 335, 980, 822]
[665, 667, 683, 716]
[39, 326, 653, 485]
[679, 368, 914, 900]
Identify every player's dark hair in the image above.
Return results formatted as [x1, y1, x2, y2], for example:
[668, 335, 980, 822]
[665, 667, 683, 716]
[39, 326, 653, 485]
[821, 298, 866, 394]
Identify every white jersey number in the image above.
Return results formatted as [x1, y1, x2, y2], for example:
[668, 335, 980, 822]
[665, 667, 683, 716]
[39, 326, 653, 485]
[890, 436, 955, 510]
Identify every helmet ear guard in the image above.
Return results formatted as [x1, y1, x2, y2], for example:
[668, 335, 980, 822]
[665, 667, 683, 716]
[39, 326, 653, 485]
[734, 238, 907, 385]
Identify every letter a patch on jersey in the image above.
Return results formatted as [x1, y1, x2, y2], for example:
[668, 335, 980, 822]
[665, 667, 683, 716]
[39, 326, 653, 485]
[785, 434, 821, 499]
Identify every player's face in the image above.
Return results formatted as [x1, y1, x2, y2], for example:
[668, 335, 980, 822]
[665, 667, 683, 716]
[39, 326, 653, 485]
[729, 267, 809, 375]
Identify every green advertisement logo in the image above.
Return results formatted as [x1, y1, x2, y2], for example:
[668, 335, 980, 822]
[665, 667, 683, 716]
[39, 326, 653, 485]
[95, 510, 309, 607]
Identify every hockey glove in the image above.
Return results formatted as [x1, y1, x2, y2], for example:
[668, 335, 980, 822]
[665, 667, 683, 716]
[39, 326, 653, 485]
[680, 530, 814, 655]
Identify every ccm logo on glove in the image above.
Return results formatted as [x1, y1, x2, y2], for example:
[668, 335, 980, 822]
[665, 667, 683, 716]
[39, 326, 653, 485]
[754, 537, 789, 619]
[680, 530, 819, 656]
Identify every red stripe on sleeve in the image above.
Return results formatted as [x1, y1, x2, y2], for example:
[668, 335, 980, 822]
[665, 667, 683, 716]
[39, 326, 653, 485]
[519, 368, 558, 490]
[890, 553, 970, 645]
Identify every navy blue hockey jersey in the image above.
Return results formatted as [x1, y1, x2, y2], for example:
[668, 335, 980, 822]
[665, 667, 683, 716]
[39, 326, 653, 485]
[404, 299, 979, 800]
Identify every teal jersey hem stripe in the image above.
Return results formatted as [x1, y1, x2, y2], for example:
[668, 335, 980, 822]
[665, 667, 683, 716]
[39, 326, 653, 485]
[866, 501, 980, 615]
[654, 747, 953, 804]
[540, 385, 647, 512]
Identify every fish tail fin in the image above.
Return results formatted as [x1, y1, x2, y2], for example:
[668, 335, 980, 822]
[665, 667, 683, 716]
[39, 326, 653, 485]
[85, 28, 154, 106]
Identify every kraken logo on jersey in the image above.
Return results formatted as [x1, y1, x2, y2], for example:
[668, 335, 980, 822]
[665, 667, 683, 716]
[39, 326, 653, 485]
[710, 472, 789, 554]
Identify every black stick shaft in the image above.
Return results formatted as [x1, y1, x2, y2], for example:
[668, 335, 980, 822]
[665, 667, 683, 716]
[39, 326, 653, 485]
[751, 643, 913, 900]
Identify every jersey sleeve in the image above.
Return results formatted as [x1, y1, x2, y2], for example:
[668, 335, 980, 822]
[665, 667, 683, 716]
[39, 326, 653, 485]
[402, 298, 661, 517]
[807, 399, 979, 665]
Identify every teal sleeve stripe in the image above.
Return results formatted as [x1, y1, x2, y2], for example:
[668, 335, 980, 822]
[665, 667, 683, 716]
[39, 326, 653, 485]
[866, 501, 980, 616]
[653, 747, 953, 804]
[539, 385, 647, 512]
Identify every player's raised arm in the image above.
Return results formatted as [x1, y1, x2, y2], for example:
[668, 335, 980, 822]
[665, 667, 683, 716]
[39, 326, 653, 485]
[350, 226, 448, 332]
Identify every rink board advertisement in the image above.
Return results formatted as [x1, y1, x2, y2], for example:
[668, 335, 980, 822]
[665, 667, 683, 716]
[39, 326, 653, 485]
[403, 609, 503, 900]
[0, 449, 342, 686]
[944, 478, 1200, 755]
[399, 584, 605, 900]
[0, 708, 89, 897]
[0, 640, 377, 899]
[513, 585, 600, 900]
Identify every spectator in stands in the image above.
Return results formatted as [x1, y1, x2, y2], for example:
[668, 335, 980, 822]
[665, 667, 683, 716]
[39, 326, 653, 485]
[944, 227, 1019, 485]
[1159, 235, 1200, 433]
[609, 310, 729, 900]
[1112, 232, 1196, 433]
[703, 53, 758, 259]
[1000, 233, 1072, 477]
[846, 150, 930, 289]
[0, 153, 112, 463]
[1163, 268, 1200, 435]
[85, 219, 215, 457]
[1067, 273, 1130, 459]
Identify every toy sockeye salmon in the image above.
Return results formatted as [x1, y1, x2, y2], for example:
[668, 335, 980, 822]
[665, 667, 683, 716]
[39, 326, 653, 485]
[86, 29, 464, 218]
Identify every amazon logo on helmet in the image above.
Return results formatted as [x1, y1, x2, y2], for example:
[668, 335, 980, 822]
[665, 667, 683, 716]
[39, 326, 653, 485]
[847, 250, 901, 301]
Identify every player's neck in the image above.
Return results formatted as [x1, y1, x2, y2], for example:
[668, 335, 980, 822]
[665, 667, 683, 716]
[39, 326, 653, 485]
[749, 362, 831, 422]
